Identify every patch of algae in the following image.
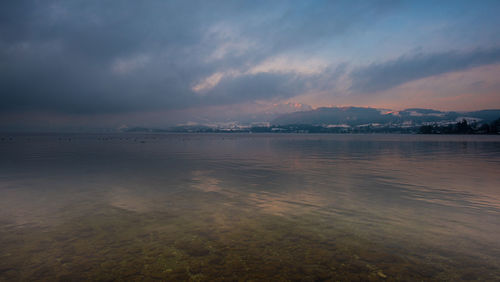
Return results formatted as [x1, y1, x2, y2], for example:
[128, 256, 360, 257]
[1, 202, 499, 281]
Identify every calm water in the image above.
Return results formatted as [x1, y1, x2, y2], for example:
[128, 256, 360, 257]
[0, 133, 499, 281]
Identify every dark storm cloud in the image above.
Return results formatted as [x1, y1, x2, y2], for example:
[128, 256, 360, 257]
[238, 0, 400, 57]
[0, 0, 398, 114]
[349, 48, 500, 93]
[204, 72, 309, 103]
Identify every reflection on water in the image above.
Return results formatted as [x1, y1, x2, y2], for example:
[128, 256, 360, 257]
[0, 133, 499, 280]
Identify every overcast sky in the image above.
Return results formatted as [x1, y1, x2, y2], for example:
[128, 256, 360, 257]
[1, 0, 500, 130]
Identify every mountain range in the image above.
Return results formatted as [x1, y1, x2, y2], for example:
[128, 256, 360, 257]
[272, 107, 500, 127]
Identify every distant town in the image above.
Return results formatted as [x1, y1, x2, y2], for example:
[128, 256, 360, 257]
[123, 107, 500, 134]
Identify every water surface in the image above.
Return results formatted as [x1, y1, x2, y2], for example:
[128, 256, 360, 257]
[1, 133, 499, 281]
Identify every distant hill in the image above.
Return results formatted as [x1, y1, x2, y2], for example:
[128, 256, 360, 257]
[465, 110, 500, 121]
[121, 107, 500, 133]
[272, 107, 500, 126]
[272, 107, 388, 126]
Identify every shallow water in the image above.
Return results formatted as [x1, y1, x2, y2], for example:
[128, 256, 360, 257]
[0, 133, 499, 281]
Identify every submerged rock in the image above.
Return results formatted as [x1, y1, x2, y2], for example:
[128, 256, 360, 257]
[377, 271, 387, 278]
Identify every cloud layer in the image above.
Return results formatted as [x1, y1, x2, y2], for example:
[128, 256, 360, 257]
[1, 0, 394, 114]
[350, 48, 500, 93]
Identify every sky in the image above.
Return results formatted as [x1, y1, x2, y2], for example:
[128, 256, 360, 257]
[1, 0, 500, 131]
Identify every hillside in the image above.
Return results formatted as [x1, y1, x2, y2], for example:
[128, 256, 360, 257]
[272, 107, 500, 126]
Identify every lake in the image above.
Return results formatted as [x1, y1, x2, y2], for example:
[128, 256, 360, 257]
[0, 133, 499, 280]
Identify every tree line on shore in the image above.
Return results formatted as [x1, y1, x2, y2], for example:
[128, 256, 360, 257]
[419, 118, 500, 134]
